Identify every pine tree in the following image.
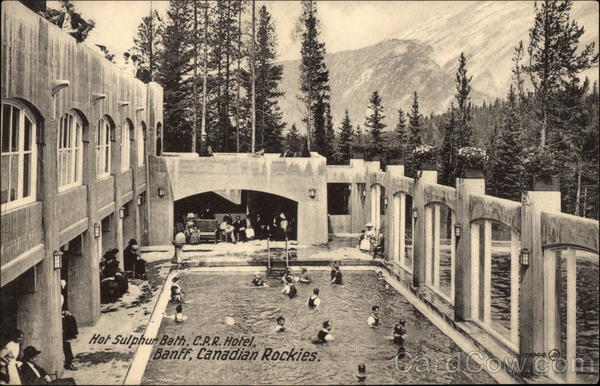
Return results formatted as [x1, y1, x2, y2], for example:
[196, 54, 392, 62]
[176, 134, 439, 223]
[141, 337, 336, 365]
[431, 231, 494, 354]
[519, 0, 599, 147]
[364, 90, 386, 160]
[284, 124, 303, 154]
[324, 107, 336, 161]
[353, 124, 365, 154]
[336, 110, 354, 164]
[132, 9, 163, 82]
[408, 92, 423, 151]
[298, 0, 331, 153]
[157, 0, 194, 152]
[455, 52, 473, 149]
[494, 85, 526, 201]
[388, 109, 408, 163]
[439, 104, 458, 186]
[254, 5, 285, 153]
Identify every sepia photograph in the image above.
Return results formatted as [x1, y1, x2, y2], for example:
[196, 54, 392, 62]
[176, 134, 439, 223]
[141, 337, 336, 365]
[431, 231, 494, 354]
[1, 0, 599, 384]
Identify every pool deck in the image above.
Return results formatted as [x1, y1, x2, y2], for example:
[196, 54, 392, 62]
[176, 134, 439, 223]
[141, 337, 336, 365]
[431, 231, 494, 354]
[63, 236, 543, 385]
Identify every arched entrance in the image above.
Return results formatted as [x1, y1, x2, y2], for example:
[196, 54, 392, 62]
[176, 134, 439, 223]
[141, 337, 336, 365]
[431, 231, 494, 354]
[174, 190, 298, 241]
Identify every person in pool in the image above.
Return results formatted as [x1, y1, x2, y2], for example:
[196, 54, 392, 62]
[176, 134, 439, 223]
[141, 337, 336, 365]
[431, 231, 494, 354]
[298, 268, 311, 283]
[282, 276, 297, 298]
[316, 320, 334, 342]
[170, 277, 184, 303]
[281, 268, 293, 284]
[273, 316, 286, 333]
[356, 363, 367, 382]
[175, 304, 185, 323]
[307, 288, 321, 309]
[367, 305, 381, 327]
[393, 319, 407, 345]
[330, 265, 343, 285]
[251, 272, 268, 287]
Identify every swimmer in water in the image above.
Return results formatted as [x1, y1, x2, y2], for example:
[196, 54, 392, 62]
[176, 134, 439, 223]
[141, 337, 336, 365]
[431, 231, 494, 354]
[251, 272, 268, 287]
[282, 276, 297, 298]
[316, 320, 334, 342]
[272, 316, 286, 333]
[281, 268, 293, 284]
[330, 265, 343, 285]
[393, 319, 407, 345]
[307, 288, 321, 309]
[367, 305, 381, 327]
[377, 271, 385, 280]
[356, 363, 367, 382]
[170, 277, 184, 303]
[164, 304, 187, 323]
[298, 268, 311, 283]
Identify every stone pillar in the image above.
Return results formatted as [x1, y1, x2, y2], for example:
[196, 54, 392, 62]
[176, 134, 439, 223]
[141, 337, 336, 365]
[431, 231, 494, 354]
[17, 116, 63, 375]
[519, 185, 560, 375]
[385, 165, 405, 260]
[349, 159, 366, 233]
[454, 176, 485, 321]
[413, 168, 438, 287]
[148, 157, 174, 246]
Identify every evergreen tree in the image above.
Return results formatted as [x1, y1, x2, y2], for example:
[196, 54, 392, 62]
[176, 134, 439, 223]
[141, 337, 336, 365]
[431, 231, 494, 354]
[298, 0, 331, 153]
[493, 85, 526, 201]
[254, 5, 286, 152]
[132, 9, 163, 82]
[518, 0, 599, 147]
[408, 92, 423, 151]
[455, 52, 473, 149]
[284, 124, 303, 154]
[407, 92, 424, 177]
[336, 110, 354, 164]
[324, 107, 336, 161]
[353, 124, 366, 154]
[157, 0, 194, 152]
[364, 90, 386, 160]
[439, 104, 458, 186]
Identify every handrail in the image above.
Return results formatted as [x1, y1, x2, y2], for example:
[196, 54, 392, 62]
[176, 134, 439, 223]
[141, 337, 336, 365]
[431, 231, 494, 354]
[267, 236, 271, 269]
[285, 237, 289, 268]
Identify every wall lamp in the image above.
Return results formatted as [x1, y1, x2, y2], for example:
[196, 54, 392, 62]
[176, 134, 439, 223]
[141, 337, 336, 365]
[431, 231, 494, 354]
[362, 189, 367, 197]
[137, 194, 143, 206]
[53, 250, 63, 270]
[94, 223, 101, 238]
[519, 248, 530, 267]
[383, 197, 388, 207]
[158, 187, 166, 198]
[308, 188, 317, 199]
[412, 207, 418, 220]
[454, 223, 462, 238]
[119, 206, 126, 219]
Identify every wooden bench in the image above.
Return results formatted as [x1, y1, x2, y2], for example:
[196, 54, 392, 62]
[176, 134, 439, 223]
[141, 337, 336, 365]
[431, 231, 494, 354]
[191, 219, 218, 244]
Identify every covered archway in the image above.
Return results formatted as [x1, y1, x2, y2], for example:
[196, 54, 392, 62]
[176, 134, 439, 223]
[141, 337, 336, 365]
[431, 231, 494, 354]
[174, 190, 298, 240]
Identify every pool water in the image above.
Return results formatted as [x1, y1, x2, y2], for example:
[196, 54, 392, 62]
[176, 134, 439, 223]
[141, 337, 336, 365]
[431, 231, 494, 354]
[142, 270, 496, 384]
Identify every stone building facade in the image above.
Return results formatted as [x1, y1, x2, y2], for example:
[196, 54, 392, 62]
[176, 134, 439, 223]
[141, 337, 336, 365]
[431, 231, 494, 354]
[1, 1, 163, 375]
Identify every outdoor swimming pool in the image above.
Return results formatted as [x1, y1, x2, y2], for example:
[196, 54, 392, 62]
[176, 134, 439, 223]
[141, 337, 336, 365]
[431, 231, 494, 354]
[141, 270, 497, 384]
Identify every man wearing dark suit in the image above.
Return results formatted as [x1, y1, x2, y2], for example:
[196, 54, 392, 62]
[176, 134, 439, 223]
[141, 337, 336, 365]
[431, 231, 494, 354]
[19, 346, 51, 385]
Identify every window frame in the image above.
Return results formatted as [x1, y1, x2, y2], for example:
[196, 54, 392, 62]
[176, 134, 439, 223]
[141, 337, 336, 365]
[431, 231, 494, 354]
[57, 111, 83, 192]
[1, 101, 38, 211]
[96, 118, 111, 179]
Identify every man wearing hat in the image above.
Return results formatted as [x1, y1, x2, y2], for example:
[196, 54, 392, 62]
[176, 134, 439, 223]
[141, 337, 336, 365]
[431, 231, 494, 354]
[124, 239, 147, 279]
[18, 346, 52, 384]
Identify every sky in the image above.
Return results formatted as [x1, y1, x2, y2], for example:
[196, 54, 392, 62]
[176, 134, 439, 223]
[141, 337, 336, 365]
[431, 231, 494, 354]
[48, 0, 476, 61]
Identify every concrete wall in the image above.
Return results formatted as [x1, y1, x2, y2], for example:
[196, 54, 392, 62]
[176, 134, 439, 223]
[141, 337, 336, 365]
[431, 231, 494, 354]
[148, 153, 329, 246]
[1, 1, 162, 375]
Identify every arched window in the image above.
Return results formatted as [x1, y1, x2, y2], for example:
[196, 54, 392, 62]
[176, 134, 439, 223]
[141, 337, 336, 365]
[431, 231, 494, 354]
[58, 112, 83, 190]
[1, 101, 37, 209]
[121, 120, 133, 171]
[137, 122, 146, 166]
[96, 117, 112, 178]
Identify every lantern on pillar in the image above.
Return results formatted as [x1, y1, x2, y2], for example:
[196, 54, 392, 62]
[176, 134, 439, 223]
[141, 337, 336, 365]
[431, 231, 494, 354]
[411, 207, 418, 220]
[53, 250, 63, 270]
[519, 248, 530, 267]
[454, 223, 462, 238]
[94, 223, 101, 238]
[158, 187, 166, 198]
[308, 188, 317, 199]
[119, 206, 126, 219]
[137, 194, 143, 206]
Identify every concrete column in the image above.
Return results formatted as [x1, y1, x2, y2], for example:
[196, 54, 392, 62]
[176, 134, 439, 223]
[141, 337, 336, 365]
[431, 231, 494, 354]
[17, 116, 63, 374]
[349, 159, 367, 233]
[454, 177, 485, 321]
[413, 168, 438, 287]
[519, 188, 560, 375]
[385, 165, 404, 260]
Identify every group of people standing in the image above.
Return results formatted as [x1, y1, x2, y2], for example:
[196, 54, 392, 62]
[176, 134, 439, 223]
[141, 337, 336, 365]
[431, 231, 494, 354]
[359, 223, 385, 258]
